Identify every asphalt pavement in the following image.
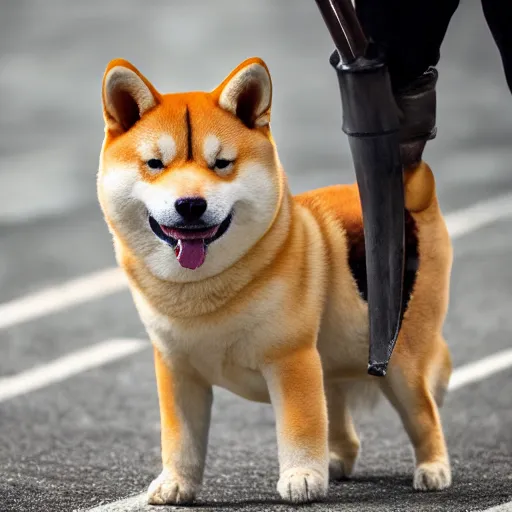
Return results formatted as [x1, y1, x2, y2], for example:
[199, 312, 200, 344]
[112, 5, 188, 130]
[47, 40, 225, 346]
[0, 1, 511, 511]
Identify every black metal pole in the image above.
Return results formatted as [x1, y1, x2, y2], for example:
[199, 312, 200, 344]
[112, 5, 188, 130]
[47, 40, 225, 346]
[314, 0, 406, 377]
[314, 0, 367, 62]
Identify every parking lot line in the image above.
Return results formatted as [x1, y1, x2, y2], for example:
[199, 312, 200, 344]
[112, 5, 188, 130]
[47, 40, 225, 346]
[84, 493, 147, 512]
[478, 502, 512, 512]
[445, 191, 512, 238]
[0, 333, 510, 407]
[0, 267, 127, 331]
[448, 348, 512, 391]
[1, 190, 512, 333]
[0, 338, 146, 403]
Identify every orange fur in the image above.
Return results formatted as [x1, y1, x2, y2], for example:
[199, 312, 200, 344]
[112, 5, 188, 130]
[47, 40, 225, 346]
[265, 344, 328, 460]
[153, 346, 180, 462]
[97, 57, 453, 504]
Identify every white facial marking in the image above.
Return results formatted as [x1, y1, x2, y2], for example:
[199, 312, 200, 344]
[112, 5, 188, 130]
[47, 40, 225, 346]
[101, 148, 279, 283]
[219, 144, 238, 162]
[101, 164, 140, 205]
[137, 141, 154, 162]
[158, 134, 177, 165]
[203, 134, 238, 177]
[203, 135, 221, 167]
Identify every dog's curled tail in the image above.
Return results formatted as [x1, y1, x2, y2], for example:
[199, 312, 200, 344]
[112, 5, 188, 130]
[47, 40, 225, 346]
[403, 161, 437, 213]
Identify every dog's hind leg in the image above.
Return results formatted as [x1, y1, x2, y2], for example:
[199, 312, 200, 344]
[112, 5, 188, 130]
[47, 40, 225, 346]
[326, 384, 360, 480]
[380, 351, 451, 491]
[430, 337, 452, 408]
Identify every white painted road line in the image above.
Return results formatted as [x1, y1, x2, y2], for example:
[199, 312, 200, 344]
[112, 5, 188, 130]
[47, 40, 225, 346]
[84, 493, 149, 512]
[445, 191, 512, 238]
[478, 502, 512, 512]
[1, 191, 512, 332]
[0, 267, 126, 331]
[87, 493, 512, 512]
[0, 335, 509, 407]
[0, 338, 146, 403]
[448, 348, 512, 391]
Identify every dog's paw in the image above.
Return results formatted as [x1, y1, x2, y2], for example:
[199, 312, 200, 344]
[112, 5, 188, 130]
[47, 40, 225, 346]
[329, 452, 357, 481]
[147, 469, 197, 505]
[277, 467, 328, 503]
[413, 461, 452, 491]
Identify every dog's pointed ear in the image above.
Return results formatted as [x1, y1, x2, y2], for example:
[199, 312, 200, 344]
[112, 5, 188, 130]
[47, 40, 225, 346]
[213, 57, 272, 129]
[102, 59, 161, 135]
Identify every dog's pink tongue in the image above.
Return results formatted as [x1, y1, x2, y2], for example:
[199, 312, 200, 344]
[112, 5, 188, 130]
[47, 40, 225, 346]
[175, 239, 206, 270]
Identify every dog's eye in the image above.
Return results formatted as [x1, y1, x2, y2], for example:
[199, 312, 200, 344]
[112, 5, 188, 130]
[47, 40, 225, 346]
[214, 159, 233, 171]
[147, 159, 164, 170]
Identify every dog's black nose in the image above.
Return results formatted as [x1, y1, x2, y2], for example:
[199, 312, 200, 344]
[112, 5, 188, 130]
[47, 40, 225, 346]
[175, 197, 207, 222]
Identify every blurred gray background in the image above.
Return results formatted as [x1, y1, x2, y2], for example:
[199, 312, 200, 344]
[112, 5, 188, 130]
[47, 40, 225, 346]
[1, 0, 512, 224]
[1, 1, 512, 511]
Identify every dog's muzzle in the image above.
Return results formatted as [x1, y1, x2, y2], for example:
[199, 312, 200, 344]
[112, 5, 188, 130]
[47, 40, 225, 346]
[149, 213, 233, 270]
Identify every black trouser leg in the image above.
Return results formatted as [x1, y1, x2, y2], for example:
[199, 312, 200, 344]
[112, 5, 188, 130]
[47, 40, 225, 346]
[482, 0, 512, 93]
[354, 0, 461, 165]
[355, 0, 460, 90]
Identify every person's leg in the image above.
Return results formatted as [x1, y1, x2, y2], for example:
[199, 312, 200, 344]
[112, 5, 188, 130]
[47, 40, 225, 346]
[481, 0, 512, 93]
[355, 0, 461, 166]
[356, 0, 460, 90]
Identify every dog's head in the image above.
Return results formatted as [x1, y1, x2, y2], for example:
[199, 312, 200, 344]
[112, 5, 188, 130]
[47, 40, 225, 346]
[98, 58, 284, 282]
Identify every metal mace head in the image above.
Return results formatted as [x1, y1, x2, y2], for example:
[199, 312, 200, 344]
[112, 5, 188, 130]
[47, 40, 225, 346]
[314, 0, 407, 377]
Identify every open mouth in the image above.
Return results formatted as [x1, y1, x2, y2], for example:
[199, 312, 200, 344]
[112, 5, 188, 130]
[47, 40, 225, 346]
[149, 213, 232, 270]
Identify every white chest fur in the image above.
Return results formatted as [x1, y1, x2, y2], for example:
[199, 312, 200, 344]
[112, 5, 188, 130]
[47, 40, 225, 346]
[130, 281, 293, 402]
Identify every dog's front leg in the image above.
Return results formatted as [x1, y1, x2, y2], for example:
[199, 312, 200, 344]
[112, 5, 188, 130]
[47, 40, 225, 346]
[147, 345, 213, 505]
[262, 344, 329, 503]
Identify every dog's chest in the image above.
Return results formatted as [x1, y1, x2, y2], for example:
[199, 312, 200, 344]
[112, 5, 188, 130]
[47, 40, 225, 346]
[134, 282, 289, 402]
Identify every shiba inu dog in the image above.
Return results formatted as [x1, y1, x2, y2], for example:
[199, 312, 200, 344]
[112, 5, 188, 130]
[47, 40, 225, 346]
[98, 56, 453, 505]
